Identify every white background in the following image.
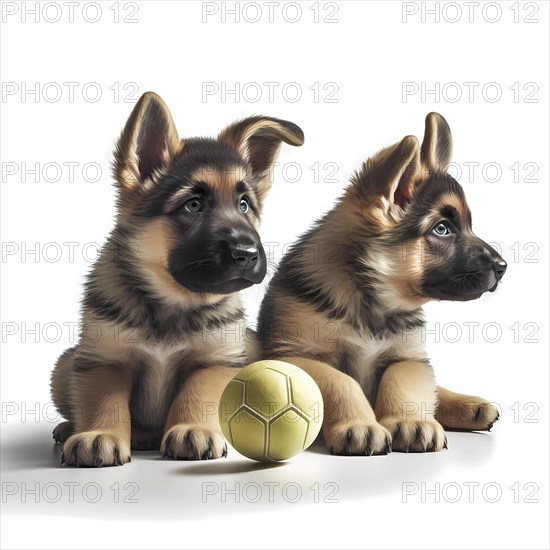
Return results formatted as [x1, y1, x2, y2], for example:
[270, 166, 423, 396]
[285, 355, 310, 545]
[1, 1, 548, 548]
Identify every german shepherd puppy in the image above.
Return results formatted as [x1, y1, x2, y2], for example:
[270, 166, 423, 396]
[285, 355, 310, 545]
[50, 92, 304, 466]
[257, 113, 506, 455]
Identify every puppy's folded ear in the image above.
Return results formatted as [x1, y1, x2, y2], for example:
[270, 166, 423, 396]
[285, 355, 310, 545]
[353, 135, 421, 209]
[421, 112, 453, 174]
[113, 92, 182, 192]
[219, 116, 304, 200]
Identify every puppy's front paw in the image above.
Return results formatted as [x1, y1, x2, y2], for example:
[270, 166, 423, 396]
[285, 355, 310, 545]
[437, 400, 500, 431]
[380, 418, 446, 453]
[160, 424, 228, 460]
[62, 431, 131, 467]
[324, 421, 392, 456]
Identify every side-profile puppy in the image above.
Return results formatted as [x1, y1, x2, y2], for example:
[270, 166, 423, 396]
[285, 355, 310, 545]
[257, 113, 506, 455]
[51, 92, 304, 466]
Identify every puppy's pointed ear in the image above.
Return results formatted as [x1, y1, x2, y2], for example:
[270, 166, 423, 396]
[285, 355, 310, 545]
[219, 116, 304, 200]
[421, 112, 453, 174]
[354, 135, 421, 209]
[113, 92, 181, 192]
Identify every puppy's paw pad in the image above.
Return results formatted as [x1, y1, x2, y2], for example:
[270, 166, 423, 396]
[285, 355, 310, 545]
[160, 425, 227, 460]
[62, 431, 131, 467]
[380, 418, 446, 453]
[325, 422, 392, 456]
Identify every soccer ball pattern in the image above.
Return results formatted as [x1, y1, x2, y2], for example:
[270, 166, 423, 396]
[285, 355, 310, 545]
[219, 360, 324, 462]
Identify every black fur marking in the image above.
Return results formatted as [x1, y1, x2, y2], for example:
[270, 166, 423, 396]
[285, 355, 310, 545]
[161, 431, 175, 459]
[84, 291, 127, 325]
[161, 362, 199, 422]
[337, 349, 355, 378]
[184, 431, 195, 459]
[365, 429, 374, 456]
[280, 267, 348, 322]
[92, 437, 103, 467]
[73, 356, 126, 373]
[440, 205, 458, 221]
[71, 438, 81, 467]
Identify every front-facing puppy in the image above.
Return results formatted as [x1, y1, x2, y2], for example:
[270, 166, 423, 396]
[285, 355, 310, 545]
[50, 92, 304, 466]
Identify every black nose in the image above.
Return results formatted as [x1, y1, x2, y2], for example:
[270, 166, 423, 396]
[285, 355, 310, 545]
[231, 245, 259, 268]
[493, 258, 507, 280]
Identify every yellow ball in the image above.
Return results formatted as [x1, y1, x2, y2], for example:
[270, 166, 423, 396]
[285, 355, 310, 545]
[219, 360, 324, 462]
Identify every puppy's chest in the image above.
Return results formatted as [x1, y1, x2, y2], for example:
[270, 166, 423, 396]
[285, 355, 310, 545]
[137, 341, 190, 373]
[336, 327, 427, 398]
[135, 328, 246, 373]
[340, 333, 396, 380]
[129, 332, 246, 429]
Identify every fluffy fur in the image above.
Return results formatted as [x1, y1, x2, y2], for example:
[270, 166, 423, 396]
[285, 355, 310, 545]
[50, 92, 304, 466]
[257, 113, 505, 455]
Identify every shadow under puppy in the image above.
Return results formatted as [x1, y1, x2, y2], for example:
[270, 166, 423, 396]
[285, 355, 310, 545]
[50, 92, 303, 466]
[257, 113, 506, 455]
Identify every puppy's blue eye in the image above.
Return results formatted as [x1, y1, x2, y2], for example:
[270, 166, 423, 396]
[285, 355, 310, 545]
[184, 198, 202, 213]
[239, 196, 250, 214]
[432, 222, 451, 236]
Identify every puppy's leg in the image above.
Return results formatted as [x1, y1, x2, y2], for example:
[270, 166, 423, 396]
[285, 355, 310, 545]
[375, 360, 446, 452]
[160, 366, 236, 460]
[62, 365, 132, 467]
[282, 356, 391, 456]
[436, 385, 499, 431]
[51, 347, 76, 442]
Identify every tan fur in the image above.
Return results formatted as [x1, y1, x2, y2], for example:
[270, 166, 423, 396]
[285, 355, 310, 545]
[435, 385, 500, 431]
[374, 360, 446, 452]
[420, 112, 453, 173]
[61, 364, 133, 466]
[258, 112, 499, 456]
[160, 366, 237, 459]
[51, 93, 305, 466]
[66, 312, 248, 436]
[192, 165, 247, 193]
[50, 348, 75, 421]
[219, 119, 303, 157]
[277, 357, 391, 455]
[379, 237, 432, 307]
